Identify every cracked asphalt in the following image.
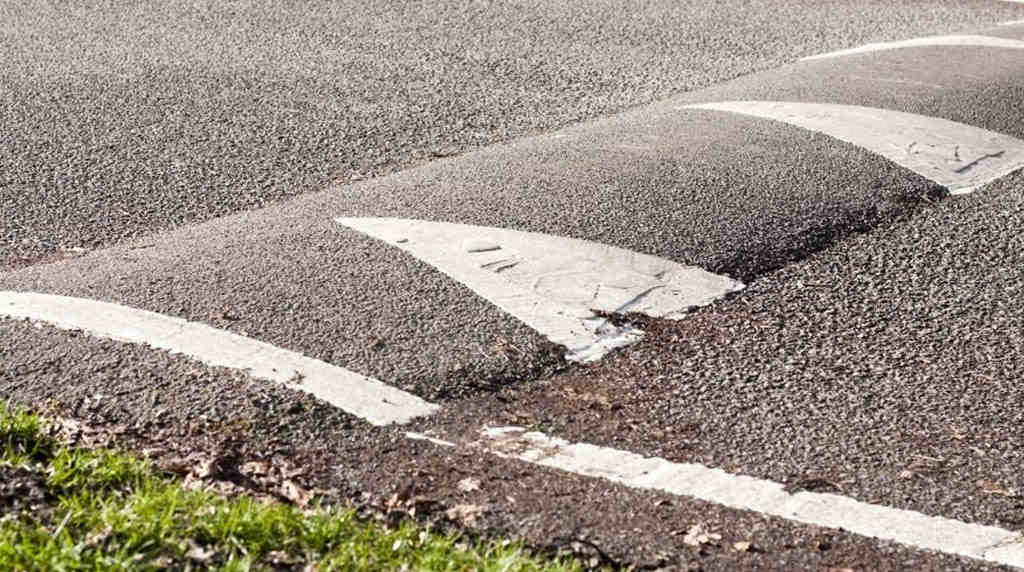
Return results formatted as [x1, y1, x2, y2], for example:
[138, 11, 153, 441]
[5, 2, 1024, 570]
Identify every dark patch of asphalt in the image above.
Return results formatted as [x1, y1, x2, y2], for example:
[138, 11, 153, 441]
[409, 170, 1024, 537]
[4, 0, 1024, 270]
[0, 318, 1014, 571]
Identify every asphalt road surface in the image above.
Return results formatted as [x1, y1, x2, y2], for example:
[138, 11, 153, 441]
[4, 0, 1024, 269]
[5, 2, 1024, 570]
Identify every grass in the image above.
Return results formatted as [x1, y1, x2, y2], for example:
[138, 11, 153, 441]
[0, 403, 585, 571]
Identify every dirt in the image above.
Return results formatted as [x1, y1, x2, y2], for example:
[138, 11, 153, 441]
[0, 465, 55, 523]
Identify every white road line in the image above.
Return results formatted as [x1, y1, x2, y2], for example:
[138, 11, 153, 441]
[480, 427, 1024, 568]
[802, 34, 1024, 61]
[337, 218, 743, 362]
[1000, 19, 1024, 26]
[0, 291, 438, 426]
[683, 101, 1024, 194]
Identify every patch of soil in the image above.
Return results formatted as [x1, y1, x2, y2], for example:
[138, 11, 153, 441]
[0, 465, 56, 522]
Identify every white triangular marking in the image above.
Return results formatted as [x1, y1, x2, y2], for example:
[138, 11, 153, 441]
[803, 34, 1024, 61]
[337, 218, 744, 362]
[0, 292, 438, 426]
[683, 101, 1024, 194]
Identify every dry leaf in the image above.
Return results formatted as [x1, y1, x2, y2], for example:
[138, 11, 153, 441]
[683, 524, 721, 547]
[85, 527, 113, 547]
[151, 556, 175, 568]
[385, 493, 403, 511]
[267, 550, 300, 565]
[194, 458, 216, 479]
[446, 504, 485, 526]
[241, 461, 270, 476]
[282, 480, 314, 508]
[457, 477, 481, 492]
[733, 541, 752, 552]
[186, 543, 215, 563]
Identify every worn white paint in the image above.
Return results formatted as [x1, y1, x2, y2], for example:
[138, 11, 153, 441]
[406, 432, 457, 448]
[1000, 19, 1024, 26]
[0, 291, 438, 425]
[337, 218, 743, 362]
[684, 101, 1024, 194]
[802, 34, 1024, 61]
[481, 427, 1024, 568]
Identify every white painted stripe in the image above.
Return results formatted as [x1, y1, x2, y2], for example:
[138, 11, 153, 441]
[481, 427, 1024, 568]
[802, 34, 1024, 61]
[337, 218, 743, 362]
[683, 101, 1024, 194]
[1000, 19, 1024, 26]
[0, 291, 438, 426]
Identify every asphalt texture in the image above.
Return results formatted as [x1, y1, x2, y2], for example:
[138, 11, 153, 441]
[412, 169, 1024, 529]
[4, 0, 1024, 270]
[982, 20, 1024, 41]
[679, 46, 1024, 140]
[0, 106, 942, 399]
[5, 5, 1024, 571]
[0, 318, 1015, 571]
[8, 23, 1024, 400]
